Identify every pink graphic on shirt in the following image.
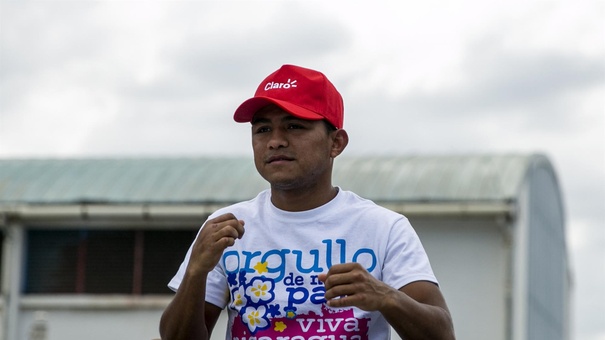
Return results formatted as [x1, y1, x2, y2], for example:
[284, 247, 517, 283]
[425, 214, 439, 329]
[231, 305, 370, 340]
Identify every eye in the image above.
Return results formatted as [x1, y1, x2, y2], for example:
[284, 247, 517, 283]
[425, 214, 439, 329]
[287, 123, 305, 130]
[253, 126, 271, 134]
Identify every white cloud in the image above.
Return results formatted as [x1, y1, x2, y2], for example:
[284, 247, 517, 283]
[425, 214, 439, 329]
[0, 1, 604, 338]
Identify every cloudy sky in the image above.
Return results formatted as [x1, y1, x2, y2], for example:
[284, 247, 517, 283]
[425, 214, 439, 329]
[1, 1, 603, 339]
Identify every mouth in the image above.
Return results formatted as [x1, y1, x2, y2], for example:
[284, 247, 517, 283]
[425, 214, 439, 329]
[266, 155, 295, 164]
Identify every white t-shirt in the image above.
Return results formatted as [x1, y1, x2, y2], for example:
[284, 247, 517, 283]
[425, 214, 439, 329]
[169, 188, 437, 340]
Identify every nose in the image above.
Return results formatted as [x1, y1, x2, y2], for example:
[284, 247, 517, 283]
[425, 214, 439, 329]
[267, 128, 288, 149]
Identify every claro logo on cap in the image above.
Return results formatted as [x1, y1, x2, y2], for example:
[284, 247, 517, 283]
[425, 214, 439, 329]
[264, 79, 297, 91]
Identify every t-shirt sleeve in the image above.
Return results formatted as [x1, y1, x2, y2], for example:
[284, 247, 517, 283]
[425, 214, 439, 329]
[382, 217, 438, 290]
[167, 224, 230, 309]
[167, 228, 199, 292]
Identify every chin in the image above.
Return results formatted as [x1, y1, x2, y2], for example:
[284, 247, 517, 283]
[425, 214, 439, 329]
[269, 178, 300, 190]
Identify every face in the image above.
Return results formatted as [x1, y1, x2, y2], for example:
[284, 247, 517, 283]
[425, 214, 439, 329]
[251, 105, 346, 191]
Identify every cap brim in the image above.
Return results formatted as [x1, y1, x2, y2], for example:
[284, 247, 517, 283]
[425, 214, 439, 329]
[233, 96, 324, 123]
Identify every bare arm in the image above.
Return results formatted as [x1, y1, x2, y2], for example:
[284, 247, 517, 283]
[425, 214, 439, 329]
[386, 281, 455, 339]
[159, 213, 245, 340]
[159, 272, 222, 340]
[319, 263, 455, 340]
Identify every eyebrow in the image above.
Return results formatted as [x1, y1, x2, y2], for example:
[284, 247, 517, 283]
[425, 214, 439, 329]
[250, 117, 269, 125]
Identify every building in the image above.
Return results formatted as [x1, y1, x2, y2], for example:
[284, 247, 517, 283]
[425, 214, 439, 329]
[0, 154, 570, 340]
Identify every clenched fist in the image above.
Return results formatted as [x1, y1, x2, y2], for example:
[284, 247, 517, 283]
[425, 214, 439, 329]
[187, 213, 245, 276]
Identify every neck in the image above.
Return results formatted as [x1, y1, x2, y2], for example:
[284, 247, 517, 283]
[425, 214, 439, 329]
[270, 184, 338, 212]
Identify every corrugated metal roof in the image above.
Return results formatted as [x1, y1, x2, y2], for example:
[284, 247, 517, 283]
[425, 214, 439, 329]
[0, 154, 552, 204]
[333, 154, 543, 202]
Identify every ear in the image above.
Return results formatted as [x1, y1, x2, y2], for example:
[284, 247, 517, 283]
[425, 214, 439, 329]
[330, 129, 349, 158]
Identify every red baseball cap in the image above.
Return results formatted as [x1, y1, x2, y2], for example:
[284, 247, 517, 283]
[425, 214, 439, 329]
[233, 64, 344, 129]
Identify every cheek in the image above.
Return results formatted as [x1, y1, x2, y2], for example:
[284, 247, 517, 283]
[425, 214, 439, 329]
[252, 147, 263, 167]
[304, 143, 333, 168]
[251, 138, 264, 155]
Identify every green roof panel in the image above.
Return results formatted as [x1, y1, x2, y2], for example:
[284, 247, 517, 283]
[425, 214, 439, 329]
[0, 154, 553, 204]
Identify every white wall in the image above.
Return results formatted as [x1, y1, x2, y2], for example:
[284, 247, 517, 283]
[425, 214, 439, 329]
[18, 308, 164, 340]
[413, 216, 510, 340]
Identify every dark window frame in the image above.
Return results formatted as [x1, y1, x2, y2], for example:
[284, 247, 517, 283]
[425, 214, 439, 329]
[24, 227, 197, 295]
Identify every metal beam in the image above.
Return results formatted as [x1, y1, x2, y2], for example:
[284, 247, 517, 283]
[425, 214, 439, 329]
[1, 201, 515, 223]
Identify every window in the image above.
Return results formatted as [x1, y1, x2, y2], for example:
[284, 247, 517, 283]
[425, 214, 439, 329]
[25, 228, 197, 295]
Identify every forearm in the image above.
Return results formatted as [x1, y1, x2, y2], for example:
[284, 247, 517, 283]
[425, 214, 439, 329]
[160, 213, 243, 340]
[381, 289, 455, 340]
[159, 271, 210, 340]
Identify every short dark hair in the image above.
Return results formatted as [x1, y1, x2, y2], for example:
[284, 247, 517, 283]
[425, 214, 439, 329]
[323, 120, 337, 133]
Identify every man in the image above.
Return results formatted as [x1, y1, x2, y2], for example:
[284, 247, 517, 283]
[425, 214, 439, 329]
[159, 65, 455, 340]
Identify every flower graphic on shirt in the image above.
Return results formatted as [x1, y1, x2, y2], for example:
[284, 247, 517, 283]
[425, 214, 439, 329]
[253, 261, 269, 274]
[284, 306, 297, 319]
[246, 277, 275, 303]
[242, 305, 270, 333]
[230, 285, 248, 311]
[274, 321, 287, 332]
[238, 269, 248, 286]
[227, 272, 238, 286]
[266, 303, 281, 317]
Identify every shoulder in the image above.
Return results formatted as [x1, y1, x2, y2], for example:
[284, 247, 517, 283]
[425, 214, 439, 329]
[336, 189, 411, 230]
[339, 189, 404, 218]
[208, 189, 270, 219]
